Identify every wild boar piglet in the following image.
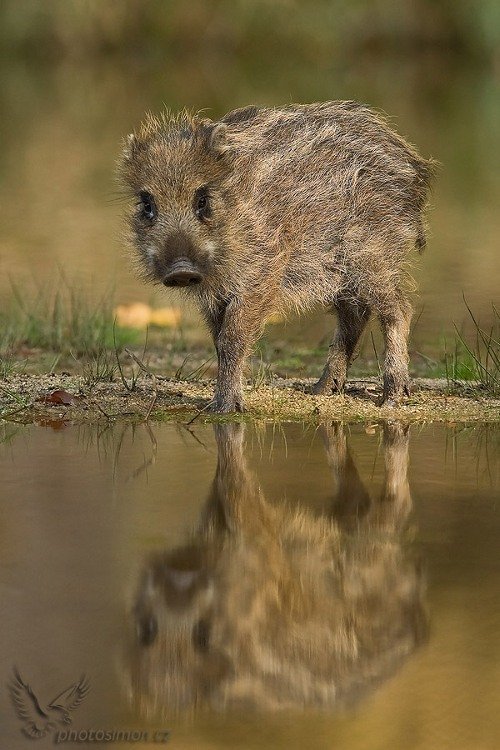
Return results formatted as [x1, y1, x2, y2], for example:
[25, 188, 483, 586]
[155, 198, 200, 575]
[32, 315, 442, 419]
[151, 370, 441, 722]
[120, 102, 434, 412]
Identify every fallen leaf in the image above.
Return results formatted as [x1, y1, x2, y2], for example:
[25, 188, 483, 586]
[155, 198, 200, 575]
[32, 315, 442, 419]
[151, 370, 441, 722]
[149, 307, 182, 328]
[37, 389, 79, 405]
[114, 302, 151, 329]
[114, 303, 182, 329]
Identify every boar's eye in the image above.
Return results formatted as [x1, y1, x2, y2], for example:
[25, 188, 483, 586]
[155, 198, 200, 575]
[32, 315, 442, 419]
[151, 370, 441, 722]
[194, 186, 211, 222]
[138, 191, 157, 222]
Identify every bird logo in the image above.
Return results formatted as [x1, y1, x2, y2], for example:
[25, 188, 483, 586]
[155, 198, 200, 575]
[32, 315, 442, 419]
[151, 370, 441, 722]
[9, 668, 90, 739]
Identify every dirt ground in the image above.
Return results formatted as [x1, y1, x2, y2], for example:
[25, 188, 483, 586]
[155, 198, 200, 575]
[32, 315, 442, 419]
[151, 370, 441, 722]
[1, 373, 499, 426]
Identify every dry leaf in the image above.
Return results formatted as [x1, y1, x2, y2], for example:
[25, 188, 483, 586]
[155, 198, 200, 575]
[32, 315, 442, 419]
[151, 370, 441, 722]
[149, 307, 182, 327]
[114, 303, 182, 329]
[37, 389, 79, 406]
[114, 302, 152, 329]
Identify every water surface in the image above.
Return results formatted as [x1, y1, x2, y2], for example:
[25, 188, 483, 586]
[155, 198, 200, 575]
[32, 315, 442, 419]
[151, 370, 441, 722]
[1, 420, 498, 749]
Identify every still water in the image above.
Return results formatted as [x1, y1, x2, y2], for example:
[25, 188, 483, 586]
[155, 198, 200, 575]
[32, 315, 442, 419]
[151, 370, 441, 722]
[1, 420, 498, 750]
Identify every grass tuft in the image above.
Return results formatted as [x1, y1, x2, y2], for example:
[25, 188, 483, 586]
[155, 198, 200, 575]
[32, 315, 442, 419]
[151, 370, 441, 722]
[79, 346, 117, 390]
[0, 353, 24, 379]
[175, 354, 215, 382]
[0, 276, 138, 357]
[445, 299, 499, 396]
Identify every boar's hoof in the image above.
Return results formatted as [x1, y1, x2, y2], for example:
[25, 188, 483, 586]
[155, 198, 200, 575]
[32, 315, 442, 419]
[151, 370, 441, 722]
[311, 381, 330, 395]
[379, 396, 400, 408]
[379, 382, 411, 407]
[311, 378, 344, 396]
[211, 398, 246, 414]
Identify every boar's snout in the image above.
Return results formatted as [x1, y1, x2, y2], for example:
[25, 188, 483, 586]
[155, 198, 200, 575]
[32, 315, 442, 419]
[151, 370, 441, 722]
[163, 258, 203, 287]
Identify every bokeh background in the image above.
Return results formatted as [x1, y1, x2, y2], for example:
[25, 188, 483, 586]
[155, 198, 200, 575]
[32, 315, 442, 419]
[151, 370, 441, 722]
[1, 0, 499, 359]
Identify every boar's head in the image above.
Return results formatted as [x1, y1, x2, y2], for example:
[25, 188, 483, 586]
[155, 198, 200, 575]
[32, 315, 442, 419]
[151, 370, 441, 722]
[119, 112, 232, 290]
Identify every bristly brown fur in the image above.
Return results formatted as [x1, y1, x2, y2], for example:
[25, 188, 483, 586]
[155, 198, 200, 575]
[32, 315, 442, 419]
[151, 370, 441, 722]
[119, 101, 435, 411]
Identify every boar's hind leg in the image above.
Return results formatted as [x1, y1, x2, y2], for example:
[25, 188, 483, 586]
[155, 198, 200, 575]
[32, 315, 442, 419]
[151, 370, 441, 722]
[312, 300, 371, 395]
[378, 294, 412, 405]
[321, 422, 371, 532]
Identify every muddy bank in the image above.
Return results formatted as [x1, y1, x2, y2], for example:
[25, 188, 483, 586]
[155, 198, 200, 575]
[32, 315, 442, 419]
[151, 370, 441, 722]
[1, 374, 499, 425]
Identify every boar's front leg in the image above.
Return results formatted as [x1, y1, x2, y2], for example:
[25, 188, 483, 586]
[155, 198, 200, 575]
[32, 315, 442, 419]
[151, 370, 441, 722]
[206, 297, 265, 413]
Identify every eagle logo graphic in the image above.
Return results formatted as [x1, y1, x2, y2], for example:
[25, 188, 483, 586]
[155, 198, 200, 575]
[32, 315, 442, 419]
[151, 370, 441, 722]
[9, 668, 90, 739]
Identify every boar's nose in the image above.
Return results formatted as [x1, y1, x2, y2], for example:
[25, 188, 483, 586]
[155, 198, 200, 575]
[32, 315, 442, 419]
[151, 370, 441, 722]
[163, 258, 203, 287]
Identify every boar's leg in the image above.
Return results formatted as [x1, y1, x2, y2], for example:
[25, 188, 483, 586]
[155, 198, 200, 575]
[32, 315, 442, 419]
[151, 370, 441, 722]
[370, 422, 412, 535]
[208, 297, 265, 413]
[312, 300, 371, 395]
[199, 423, 247, 532]
[320, 422, 371, 532]
[378, 295, 412, 404]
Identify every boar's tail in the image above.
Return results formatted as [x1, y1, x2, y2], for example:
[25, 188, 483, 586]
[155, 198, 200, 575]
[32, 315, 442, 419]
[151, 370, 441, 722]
[413, 156, 438, 253]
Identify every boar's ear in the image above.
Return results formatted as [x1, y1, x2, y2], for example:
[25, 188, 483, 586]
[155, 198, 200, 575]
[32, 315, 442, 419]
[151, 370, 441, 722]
[208, 123, 228, 154]
[199, 119, 229, 158]
[122, 132, 148, 163]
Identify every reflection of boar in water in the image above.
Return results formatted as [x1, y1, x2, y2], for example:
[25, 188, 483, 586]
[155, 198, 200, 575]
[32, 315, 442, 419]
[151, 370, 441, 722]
[120, 102, 434, 411]
[126, 423, 427, 715]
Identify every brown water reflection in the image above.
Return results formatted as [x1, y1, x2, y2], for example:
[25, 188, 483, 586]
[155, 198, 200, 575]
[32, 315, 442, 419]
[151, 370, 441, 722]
[1, 421, 499, 749]
[128, 422, 426, 715]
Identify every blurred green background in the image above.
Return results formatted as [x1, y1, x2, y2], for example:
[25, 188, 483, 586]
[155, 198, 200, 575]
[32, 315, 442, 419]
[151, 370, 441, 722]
[0, 0, 499, 360]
